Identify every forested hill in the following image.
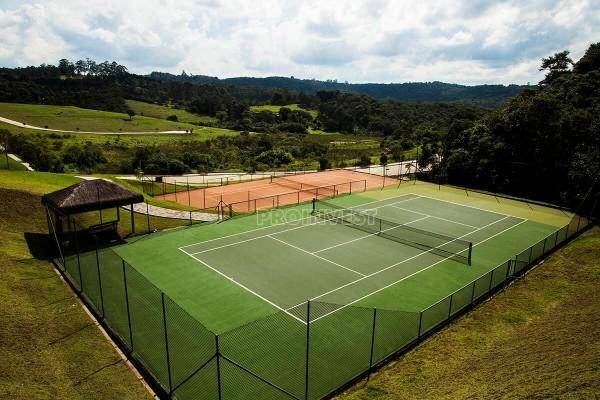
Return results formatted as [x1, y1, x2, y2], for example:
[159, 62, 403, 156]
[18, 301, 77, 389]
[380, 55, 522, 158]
[149, 72, 529, 108]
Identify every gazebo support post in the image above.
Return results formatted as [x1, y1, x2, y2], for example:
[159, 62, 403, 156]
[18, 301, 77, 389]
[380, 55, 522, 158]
[130, 203, 135, 234]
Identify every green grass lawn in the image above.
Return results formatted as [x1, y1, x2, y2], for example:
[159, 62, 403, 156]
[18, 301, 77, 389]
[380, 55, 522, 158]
[0, 103, 241, 146]
[0, 102, 201, 132]
[0, 174, 151, 399]
[125, 100, 217, 125]
[250, 104, 318, 119]
[338, 227, 600, 400]
[0, 155, 27, 170]
[7, 169, 589, 400]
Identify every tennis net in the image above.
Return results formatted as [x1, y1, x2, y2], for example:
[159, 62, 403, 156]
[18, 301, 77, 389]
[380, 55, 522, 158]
[271, 176, 336, 197]
[312, 199, 473, 265]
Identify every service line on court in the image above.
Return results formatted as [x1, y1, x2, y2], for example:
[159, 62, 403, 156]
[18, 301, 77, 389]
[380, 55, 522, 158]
[267, 235, 366, 277]
[408, 192, 519, 219]
[308, 217, 529, 324]
[390, 205, 480, 229]
[312, 215, 430, 254]
[179, 193, 421, 250]
[185, 252, 307, 324]
[185, 195, 421, 256]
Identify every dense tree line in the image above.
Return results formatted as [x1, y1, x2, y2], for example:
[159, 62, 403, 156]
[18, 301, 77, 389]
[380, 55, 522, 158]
[436, 43, 600, 205]
[151, 73, 528, 108]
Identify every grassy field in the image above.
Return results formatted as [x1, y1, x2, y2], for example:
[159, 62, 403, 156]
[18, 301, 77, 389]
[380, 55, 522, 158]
[338, 226, 600, 399]
[0, 172, 151, 399]
[0, 103, 240, 144]
[125, 100, 217, 125]
[1, 168, 596, 399]
[0, 155, 27, 170]
[250, 104, 319, 119]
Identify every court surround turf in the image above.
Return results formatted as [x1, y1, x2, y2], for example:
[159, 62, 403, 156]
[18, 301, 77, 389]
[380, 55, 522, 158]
[114, 184, 565, 333]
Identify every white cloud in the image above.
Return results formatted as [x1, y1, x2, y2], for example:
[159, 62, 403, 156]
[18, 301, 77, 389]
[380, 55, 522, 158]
[0, 0, 597, 84]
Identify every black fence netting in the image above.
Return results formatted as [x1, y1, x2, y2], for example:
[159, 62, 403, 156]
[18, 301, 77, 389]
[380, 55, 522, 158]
[307, 303, 374, 400]
[219, 307, 307, 399]
[372, 308, 420, 365]
[47, 181, 596, 400]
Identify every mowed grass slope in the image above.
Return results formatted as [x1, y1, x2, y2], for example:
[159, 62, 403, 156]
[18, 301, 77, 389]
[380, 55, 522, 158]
[250, 103, 319, 118]
[125, 100, 217, 125]
[0, 172, 150, 399]
[338, 227, 600, 400]
[0, 103, 240, 143]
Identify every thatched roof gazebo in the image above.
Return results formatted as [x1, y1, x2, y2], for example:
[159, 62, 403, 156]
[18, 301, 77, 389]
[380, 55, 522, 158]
[42, 179, 144, 243]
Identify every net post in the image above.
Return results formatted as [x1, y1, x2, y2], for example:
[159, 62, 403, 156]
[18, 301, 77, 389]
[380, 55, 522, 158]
[468, 242, 473, 266]
[366, 307, 377, 383]
[161, 292, 173, 394]
[122, 260, 134, 351]
[304, 300, 311, 400]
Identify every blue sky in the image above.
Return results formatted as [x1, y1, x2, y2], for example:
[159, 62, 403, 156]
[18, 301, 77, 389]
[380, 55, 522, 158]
[0, 0, 598, 85]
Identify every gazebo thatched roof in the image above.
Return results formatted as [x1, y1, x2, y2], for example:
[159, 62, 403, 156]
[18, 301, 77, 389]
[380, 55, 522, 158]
[42, 179, 144, 215]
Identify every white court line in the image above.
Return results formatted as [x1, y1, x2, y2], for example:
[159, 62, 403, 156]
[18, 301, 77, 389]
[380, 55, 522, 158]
[185, 252, 306, 324]
[390, 205, 479, 229]
[309, 217, 529, 323]
[179, 193, 421, 250]
[408, 193, 523, 219]
[313, 215, 430, 254]
[267, 235, 366, 277]
[302, 215, 512, 310]
[186, 196, 420, 255]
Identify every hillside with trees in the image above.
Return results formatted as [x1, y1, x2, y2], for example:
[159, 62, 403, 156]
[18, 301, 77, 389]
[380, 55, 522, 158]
[431, 43, 600, 206]
[149, 73, 528, 108]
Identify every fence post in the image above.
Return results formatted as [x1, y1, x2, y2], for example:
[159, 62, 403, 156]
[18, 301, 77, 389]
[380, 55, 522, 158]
[542, 237, 548, 255]
[366, 308, 377, 383]
[122, 260, 134, 350]
[146, 201, 151, 233]
[216, 336, 222, 400]
[94, 238, 105, 318]
[417, 310, 423, 337]
[305, 300, 311, 400]
[554, 230, 559, 248]
[448, 294, 453, 319]
[528, 246, 533, 264]
[470, 281, 476, 303]
[161, 293, 173, 394]
[488, 270, 494, 292]
[74, 224, 83, 292]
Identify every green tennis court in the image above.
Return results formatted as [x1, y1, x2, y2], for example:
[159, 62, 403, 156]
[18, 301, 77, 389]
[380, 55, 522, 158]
[179, 193, 525, 323]
[64, 181, 577, 399]
[114, 183, 567, 333]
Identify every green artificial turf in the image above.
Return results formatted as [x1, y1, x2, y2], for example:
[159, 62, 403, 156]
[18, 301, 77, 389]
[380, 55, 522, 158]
[55, 180, 581, 399]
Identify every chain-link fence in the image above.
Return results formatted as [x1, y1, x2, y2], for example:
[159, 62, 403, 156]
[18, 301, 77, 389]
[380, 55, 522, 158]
[48, 199, 595, 400]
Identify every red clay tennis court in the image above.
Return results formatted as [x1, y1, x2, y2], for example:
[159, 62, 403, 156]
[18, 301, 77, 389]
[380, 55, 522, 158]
[157, 169, 399, 212]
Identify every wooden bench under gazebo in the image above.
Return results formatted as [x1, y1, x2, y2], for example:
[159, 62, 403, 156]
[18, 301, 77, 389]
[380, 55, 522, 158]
[42, 179, 144, 250]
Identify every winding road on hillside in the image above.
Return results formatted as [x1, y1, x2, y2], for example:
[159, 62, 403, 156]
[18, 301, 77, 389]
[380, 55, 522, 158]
[0, 116, 189, 135]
